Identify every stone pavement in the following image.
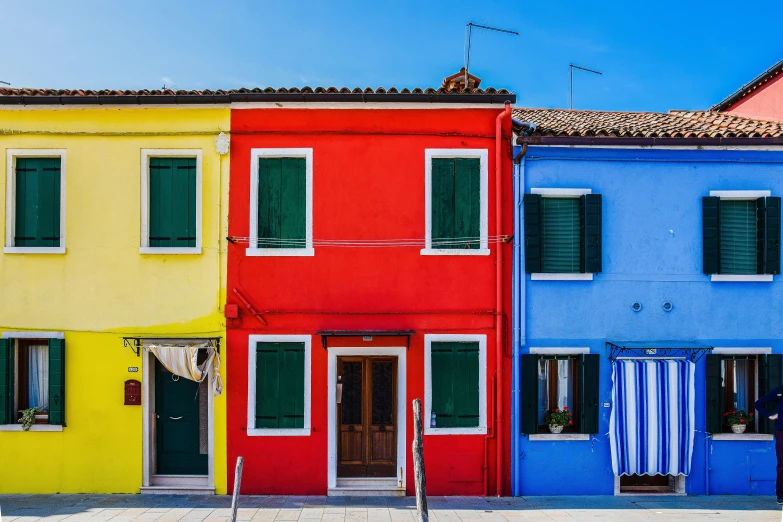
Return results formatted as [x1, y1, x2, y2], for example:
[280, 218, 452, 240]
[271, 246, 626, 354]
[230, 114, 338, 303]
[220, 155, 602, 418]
[0, 495, 780, 522]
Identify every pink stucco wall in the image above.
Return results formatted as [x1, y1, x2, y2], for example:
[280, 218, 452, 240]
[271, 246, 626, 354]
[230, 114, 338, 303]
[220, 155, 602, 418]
[724, 73, 783, 122]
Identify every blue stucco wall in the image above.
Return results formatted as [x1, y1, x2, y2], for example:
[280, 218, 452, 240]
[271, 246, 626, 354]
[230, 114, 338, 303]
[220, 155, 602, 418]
[511, 146, 783, 496]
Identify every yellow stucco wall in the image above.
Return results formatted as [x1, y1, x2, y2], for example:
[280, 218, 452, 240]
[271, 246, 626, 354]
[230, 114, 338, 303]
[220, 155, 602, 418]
[0, 107, 230, 494]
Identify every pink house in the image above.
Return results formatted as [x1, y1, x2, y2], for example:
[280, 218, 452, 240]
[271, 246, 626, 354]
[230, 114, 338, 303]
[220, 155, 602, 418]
[713, 58, 783, 121]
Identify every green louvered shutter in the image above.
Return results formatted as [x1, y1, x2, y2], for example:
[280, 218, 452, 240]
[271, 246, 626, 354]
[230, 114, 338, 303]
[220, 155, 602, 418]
[581, 194, 602, 274]
[762, 197, 781, 274]
[0, 339, 12, 424]
[258, 158, 306, 248]
[454, 343, 480, 427]
[759, 354, 783, 435]
[719, 199, 757, 274]
[48, 338, 65, 426]
[279, 343, 305, 429]
[578, 354, 599, 434]
[431, 343, 456, 427]
[705, 355, 723, 434]
[523, 194, 542, 273]
[541, 197, 581, 273]
[149, 157, 197, 248]
[520, 354, 538, 434]
[431, 158, 481, 249]
[703, 196, 720, 274]
[15, 157, 61, 247]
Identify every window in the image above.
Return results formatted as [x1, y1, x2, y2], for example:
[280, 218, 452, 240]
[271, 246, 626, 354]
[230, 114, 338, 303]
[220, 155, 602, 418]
[5, 150, 66, 254]
[0, 336, 65, 430]
[703, 191, 780, 281]
[423, 149, 488, 256]
[524, 189, 602, 279]
[520, 351, 599, 436]
[247, 335, 311, 436]
[140, 150, 202, 254]
[248, 149, 313, 257]
[424, 334, 487, 435]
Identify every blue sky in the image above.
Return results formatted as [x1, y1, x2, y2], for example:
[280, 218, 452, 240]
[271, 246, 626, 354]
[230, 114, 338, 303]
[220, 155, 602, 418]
[3, 0, 782, 112]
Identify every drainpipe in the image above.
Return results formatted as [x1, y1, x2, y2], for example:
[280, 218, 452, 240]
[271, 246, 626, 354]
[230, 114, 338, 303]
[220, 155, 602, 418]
[495, 101, 511, 496]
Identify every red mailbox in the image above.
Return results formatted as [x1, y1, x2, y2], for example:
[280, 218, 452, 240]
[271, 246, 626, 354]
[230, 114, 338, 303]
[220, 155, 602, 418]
[124, 379, 141, 405]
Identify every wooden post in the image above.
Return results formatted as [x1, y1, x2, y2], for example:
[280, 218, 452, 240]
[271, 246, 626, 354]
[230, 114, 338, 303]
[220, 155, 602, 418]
[412, 399, 428, 522]
[230, 456, 244, 522]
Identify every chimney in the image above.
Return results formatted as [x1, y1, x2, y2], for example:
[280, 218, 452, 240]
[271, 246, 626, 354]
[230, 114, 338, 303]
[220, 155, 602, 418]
[441, 67, 482, 92]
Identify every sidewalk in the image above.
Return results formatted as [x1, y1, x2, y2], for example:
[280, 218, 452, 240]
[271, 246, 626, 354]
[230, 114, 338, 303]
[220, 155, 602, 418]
[0, 495, 779, 522]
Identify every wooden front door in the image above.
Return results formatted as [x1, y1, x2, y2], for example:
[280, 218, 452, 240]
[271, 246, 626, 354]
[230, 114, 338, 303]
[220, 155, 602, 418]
[337, 356, 397, 477]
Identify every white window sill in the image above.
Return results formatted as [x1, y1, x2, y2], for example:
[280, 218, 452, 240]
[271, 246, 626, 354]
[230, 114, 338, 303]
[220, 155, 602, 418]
[246, 248, 315, 257]
[531, 273, 593, 281]
[711, 433, 773, 441]
[424, 426, 487, 435]
[140, 247, 202, 255]
[246, 428, 310, 437]
[0, 424, 63, 432]
[529, 433, 590, 441]
[710, 274, 773, 282]
[420, 248, 490, 256]
[4, 247, 65, 255]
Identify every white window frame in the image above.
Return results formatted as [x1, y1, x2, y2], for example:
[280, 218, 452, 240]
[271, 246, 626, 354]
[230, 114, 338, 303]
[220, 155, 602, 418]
[140, 149, 203, 255]
[247, 148, 314, 257]
[528, 347, 591, 441]
[247, 334, 311, 436]
[529, 188, 593, 281]
[0, 331, 64, 432]
[422, 149, 489, 256]
[424, 333, 487, 435]
[708, 190, 773, 282]
[4, 149, 67, 255]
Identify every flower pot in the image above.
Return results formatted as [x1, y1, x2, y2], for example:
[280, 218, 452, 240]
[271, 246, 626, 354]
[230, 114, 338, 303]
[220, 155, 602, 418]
[548, 424, 564, 434]
[34, 413, 49, 425]
[730, 424, 747, 434]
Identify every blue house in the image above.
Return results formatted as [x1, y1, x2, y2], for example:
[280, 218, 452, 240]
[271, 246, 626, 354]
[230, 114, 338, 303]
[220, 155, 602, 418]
[510, 108, 783, 496]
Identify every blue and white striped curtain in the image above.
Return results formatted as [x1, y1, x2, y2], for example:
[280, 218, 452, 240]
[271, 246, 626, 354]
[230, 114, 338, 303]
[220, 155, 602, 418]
[609, 359, 695, 476]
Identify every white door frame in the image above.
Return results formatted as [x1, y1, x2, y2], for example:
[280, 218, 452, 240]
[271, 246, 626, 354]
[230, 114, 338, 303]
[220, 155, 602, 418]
[327, 347, 407, 489]
[142, 349, 215, 488]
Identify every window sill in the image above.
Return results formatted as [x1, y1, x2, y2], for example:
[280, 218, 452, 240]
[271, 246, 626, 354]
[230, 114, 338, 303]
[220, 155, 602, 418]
[140, 247, 202, 255]
[529, 433, 590, 441]
[711, 433, 773, 441]
[710, 274, 773, 282]
[246, 428, 310, 437]
[0, 424, 63, 432]
[4, 247, 65, 255]
[424, 427, 487, 435]
[420, 248, 490, 256]
[530, 273, 593, 281]
[246, 248, 315, 257]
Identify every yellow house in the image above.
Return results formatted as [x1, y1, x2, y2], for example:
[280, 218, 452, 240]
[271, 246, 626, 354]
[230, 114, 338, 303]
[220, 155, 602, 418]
[0, 91, 230, 494]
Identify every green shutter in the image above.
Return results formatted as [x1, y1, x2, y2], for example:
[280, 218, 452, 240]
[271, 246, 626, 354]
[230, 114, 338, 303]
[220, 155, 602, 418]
[14, 157, 61, 248]
[48, 338, 65, 426]
[541, 197, 581, 273]
[255, 342, 305, 429]
[255, 343, 281, 428]
[454, 343, 480, 427]
[759, 354, 783, 435]
[0, 339, 12, 424]
[258, 158, 306, 248]
[149, 157, 196, 248]
[705, 355, 723, 434]
[280, 344, 305, 429]
[703, 196, 720, 274]
[761, 197, 781, 274]
[719, 199, 757, 274]
[578, 354, 599, 434]
[431, 158, 456, 249]
[581, 194, 602, 274]
[520, 354, 538, 434]
[430, 343, 456, 427]
[431, 158, 480, 249]
[523, 194, 542, 273]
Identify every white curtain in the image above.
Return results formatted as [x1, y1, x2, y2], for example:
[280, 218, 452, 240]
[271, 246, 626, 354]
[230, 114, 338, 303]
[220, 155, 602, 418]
[147, 342, 223, 396]
[28, 344, 49, 410]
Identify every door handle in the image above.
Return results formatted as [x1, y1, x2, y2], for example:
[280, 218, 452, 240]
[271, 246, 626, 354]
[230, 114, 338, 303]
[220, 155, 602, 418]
[169, 416, 184, 420]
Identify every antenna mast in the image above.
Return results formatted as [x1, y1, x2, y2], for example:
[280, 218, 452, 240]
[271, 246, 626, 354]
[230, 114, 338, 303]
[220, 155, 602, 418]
[569, 63, 602, 110]
[464, 22, 519, 88]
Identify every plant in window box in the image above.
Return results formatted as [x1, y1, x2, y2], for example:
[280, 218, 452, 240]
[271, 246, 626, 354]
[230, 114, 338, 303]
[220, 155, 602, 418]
[19, 407, 44, 431]
[723, 409, 754, 434]
[544, 407, 573, 434]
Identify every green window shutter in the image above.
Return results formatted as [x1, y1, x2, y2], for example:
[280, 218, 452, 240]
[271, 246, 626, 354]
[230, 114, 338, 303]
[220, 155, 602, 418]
[581, 194, 602, 274]
[541, 197, 581, 273]
[431, 158, 457, 249]
[705, 354, 723, 434]
[431, 158, 480, 249]
[578, 354, 599, 434]
[759, 354, 783, 435]
[15, 157, 61, 248]
[761, 197, 781, 274]
[719, 199, 757, 274]
[258, 158, 306, 248]
[454, 343, 480, 427]
[702, 196, 720, 274]
[520, 354, 539, 434]
[149, 157, 197, 248]
[0, 339, 12, 424]
[279, 343, 305, 429]
[255, 342, 305, 429]
[255, 343, 281, 428]
[523, 194, 542, 273]
[48, 338, 65, 426]
[430, 343, 456, 427]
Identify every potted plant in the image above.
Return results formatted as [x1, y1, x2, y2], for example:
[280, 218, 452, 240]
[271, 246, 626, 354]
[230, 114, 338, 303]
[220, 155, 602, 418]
[18, 406, 43, 431]
[723, 409, 754, 434]
[544, 407, 573, 434]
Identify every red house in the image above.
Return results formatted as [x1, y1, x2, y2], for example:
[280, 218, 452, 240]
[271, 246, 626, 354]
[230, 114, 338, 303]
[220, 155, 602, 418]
[226, 75, 515, 496]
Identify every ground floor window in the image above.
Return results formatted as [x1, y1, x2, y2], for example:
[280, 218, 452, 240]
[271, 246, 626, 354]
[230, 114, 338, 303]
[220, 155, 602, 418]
[537, 357, 577, 432]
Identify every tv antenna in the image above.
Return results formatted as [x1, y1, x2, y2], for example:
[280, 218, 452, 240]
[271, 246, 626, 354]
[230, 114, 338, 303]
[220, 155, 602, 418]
[464, 22, 519, 88]
[0, 80, 9, 86]
[569, 63, 602, 110]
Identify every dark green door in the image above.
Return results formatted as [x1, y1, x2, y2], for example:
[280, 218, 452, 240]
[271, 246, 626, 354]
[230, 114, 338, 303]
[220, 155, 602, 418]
[155, 360, 207, 475]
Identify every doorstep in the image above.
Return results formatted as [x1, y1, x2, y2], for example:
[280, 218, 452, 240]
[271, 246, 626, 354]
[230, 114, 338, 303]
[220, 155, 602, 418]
[328, 477, 405, 497]
[140, 485, 215, 495]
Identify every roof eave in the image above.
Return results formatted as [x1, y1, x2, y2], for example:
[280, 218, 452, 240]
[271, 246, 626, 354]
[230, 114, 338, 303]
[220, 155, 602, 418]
[515, 135, 783, 147]
[710, 58, 783, 111]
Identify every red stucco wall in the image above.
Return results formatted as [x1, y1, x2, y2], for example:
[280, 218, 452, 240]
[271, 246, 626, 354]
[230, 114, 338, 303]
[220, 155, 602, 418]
[226, 107, 513, 496]
[723, 74, 783, 122]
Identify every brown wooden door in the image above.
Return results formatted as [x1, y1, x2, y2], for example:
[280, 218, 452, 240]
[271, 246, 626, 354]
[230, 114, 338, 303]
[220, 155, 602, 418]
[337, 356, 397, 477]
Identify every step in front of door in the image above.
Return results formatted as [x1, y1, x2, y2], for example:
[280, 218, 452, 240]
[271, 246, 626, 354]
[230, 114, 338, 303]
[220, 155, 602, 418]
[140, 485, 215, 495]
[330, 478, 405, 496]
